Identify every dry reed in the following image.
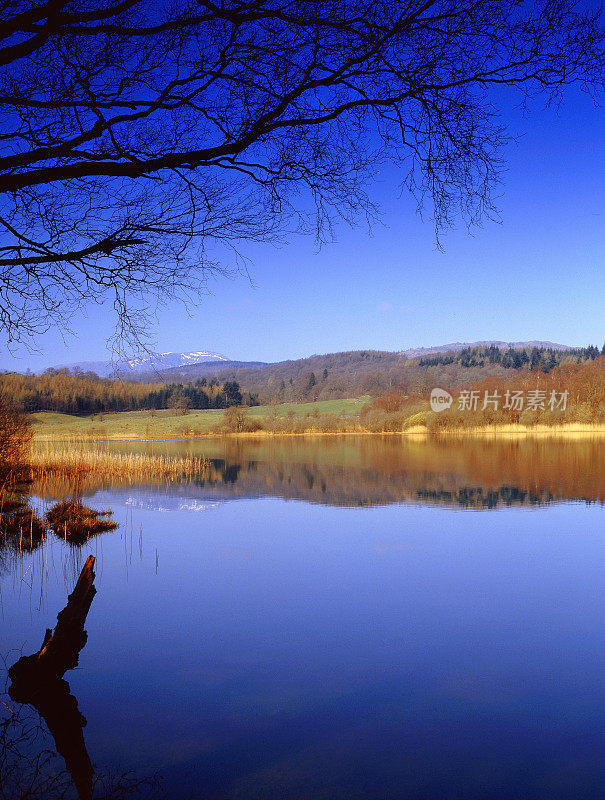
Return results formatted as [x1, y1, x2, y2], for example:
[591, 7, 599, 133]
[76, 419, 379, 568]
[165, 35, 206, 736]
[29, 447, 212, 485]
[46, 500, 118, 543]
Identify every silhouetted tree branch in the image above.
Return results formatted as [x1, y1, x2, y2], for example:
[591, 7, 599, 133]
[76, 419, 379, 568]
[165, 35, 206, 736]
[0, 0, 603, 343]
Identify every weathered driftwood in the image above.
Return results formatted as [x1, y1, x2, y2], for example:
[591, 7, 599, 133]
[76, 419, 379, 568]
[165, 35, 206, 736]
[10, 554, 96, 684]
[9, 554, 97, 800]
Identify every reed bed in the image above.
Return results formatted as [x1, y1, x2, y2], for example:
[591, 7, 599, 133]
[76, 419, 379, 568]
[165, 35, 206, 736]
[0, 505, 45, 551]
[46, 500, 118, 543]
[29, 447, 212, 484]
[1, 493, 118, 549]
[1, 448, 215, 551]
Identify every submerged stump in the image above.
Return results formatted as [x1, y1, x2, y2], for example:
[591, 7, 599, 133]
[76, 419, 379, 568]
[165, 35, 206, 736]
[8, 554, 97, 800]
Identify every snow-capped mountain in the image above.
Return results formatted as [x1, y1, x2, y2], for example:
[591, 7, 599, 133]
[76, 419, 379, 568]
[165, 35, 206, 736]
[56, 350, 229, 377]
[123, 350, 228, 370]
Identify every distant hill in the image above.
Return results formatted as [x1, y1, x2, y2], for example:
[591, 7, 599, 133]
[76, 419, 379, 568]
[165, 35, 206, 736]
[134, 359, 270, 381]
[55, 350, 235, 377]
[38, 339, 601, 408]
[48, 340, 575, 379]
[145, 341, 598, 405]
[7, 340, 602, 414]
[401, 341, 573, 358]
[154, 341, 575, 380]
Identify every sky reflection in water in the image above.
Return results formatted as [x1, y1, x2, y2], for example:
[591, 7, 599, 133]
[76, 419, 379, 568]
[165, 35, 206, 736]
[2, 437, 605, 799]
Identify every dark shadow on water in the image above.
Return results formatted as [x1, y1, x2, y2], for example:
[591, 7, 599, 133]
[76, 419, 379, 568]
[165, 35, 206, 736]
[8, 555, 97, 800]
[2, 555, 161, 800]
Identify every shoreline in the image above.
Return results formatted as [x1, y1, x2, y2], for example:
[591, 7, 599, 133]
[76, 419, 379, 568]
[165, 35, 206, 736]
[33, 423, 605, 443]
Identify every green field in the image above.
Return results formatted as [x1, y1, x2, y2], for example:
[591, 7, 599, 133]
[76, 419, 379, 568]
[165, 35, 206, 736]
[31, 397, 371, 440]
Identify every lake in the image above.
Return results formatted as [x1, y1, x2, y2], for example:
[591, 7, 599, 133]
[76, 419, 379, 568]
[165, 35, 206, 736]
[2, 435, 605, 799]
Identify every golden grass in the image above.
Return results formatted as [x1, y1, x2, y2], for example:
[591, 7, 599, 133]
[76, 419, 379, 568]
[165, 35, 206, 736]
[430, 423, 605, 437]
[0, 493, 117, 549]
[2, 448, 214, 549]
[46, 500, 118, 543]
[29, 447, 212, 482]
[30, 414, 605, 443]
[24, 446, 215, 500]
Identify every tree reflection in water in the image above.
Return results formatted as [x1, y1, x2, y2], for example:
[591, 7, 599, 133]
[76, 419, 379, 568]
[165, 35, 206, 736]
[1, 555, 160, 800]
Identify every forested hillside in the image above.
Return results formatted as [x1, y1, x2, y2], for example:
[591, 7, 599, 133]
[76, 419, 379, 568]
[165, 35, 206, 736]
[2, 344, 602, 414]
[150, 344, 604, 405]
[0, 370, 249, 413]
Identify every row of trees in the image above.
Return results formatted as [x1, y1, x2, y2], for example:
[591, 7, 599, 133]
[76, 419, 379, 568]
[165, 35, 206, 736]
[366, 357, 605, 430]
[0, 371, 248, 414]
[418, 345, 604, 371]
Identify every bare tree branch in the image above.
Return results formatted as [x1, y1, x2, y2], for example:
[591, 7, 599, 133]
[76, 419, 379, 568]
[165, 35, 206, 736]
[0, 0, 602, 344]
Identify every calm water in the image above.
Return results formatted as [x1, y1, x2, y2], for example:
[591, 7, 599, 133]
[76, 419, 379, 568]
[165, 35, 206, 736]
[2, 436, 605, 799]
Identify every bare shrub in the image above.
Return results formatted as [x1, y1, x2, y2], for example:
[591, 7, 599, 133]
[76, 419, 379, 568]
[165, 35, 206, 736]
[219, 407, 264, 434]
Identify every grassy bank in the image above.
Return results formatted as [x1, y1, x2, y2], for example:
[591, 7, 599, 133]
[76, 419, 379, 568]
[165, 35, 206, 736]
[31, 397, 371, 440]
[30, 405, 605, 443]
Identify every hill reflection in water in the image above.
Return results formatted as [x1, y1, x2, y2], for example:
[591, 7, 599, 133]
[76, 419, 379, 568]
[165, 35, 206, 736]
[4, 436, 605, 800]
[33, 436, 605, 509]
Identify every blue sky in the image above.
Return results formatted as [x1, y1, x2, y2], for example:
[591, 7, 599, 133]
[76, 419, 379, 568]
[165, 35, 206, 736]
[1, 87, 603, 371]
